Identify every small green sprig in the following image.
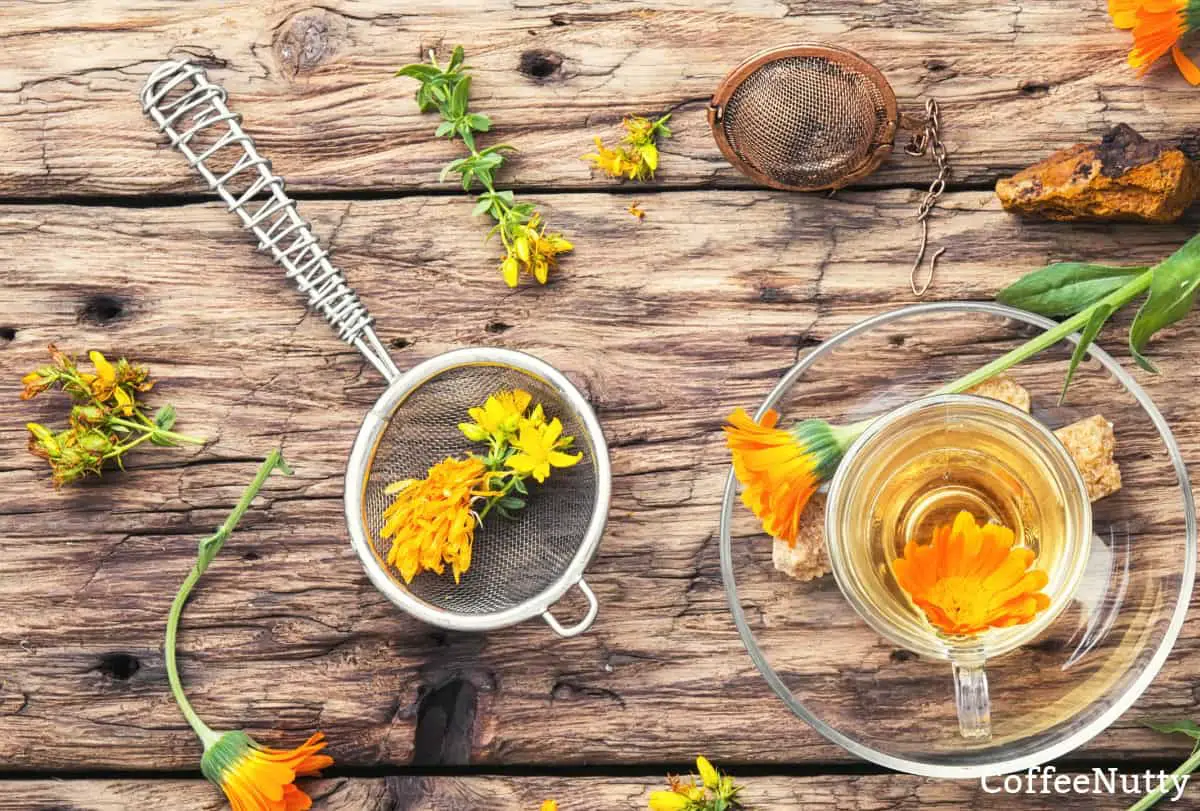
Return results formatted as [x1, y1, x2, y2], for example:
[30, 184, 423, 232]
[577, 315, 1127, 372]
[396, 46, 573, 287]
[995, 232, 1200, 401]
[1126, 721, 1200, 810]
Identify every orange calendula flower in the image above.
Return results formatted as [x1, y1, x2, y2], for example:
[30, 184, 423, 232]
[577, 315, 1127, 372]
[891, 511, 1051, 637]
[723, 408, 860, 545]
[1110, 0, 1200, 84]
[201, 730, 333, 811]
[381, 455, 497, 583]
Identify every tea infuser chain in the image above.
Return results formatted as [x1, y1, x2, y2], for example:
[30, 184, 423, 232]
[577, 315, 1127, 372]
[905, 97, 950, 297]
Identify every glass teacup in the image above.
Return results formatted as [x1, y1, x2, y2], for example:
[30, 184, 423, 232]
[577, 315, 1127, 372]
[825, 394, 1092, 740]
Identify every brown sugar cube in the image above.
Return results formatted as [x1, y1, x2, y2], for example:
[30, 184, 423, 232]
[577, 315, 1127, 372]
[1055, 415, 1122, 502]
[965, 374, 1032, 413]
[772, 492, 830, 581]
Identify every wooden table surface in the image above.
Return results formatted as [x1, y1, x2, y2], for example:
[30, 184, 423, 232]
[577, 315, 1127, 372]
[4, 2, 1200, 809]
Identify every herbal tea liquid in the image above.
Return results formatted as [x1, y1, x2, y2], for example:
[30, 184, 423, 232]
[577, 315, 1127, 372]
[827, 397, 1091, 660]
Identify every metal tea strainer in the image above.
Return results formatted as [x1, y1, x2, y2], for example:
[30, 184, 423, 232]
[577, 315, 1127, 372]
[708, 44, 951, 295]
[141, 60, 611, 637]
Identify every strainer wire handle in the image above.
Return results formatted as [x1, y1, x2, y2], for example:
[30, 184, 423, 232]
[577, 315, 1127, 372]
[139, 60, 400, 383]
[541, 578, 599, 638]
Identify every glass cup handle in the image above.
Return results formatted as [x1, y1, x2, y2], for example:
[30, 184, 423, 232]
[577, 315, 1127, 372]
[952, 660, 992, 740]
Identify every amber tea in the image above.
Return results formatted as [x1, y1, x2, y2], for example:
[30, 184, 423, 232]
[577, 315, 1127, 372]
[827, 395, 1092, 662]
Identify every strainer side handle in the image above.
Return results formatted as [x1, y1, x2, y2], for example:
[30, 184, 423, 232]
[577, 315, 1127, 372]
[139, 60, 400, 383]
[541, 578, 598, 638]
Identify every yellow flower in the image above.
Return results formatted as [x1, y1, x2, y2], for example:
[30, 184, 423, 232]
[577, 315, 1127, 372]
[507, 417, 582, 483]
[891, 511, 1051, 636]
[381, 456, 497, 583]
[583, 136, 632, 177]
[696, 755, 719, 790]
[1110, 0, 1200, 83]
[724, 408, 860, 545]
[541, 802, 558, 811]
[83, 350, 118, 400]
[459, 389, 533, 442]
[201, 730, 333, 811]
[648, 791, 692, 811]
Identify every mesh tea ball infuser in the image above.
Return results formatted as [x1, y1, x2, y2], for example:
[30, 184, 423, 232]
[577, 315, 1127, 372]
[708, 44, 951, 294]
[141, 61, 611, 637]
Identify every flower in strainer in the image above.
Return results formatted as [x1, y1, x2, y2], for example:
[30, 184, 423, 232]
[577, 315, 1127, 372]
[381, 455, 498, 583]
[891, 510, 1051, 637]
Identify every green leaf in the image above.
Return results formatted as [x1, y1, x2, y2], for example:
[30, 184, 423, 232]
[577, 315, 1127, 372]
[466, 113, 491, 132]
[498, 496, 526, 510]
[449, 45, 465, 71]
[459, 126, 477, 152]
[1146, 720, 1200, 741]
[1059, 301, 1115, 404]
[472, 197, 494, 217]
[435, 120, 455, 138]
[395, 63, 439, 80]
[1129, 233, 1200, 373]
[997, 263, 1148, 317]
[450, 74, 472, 117]
[153, 404, 177, 432]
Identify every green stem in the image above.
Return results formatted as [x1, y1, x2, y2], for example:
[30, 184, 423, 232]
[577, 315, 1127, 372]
[477, 475, 521, 522]
[1127, 747, 1200, 811]
[108, 416, 206, 445]
[164, 449, 291, 750]
[936, 268, 1154, 396]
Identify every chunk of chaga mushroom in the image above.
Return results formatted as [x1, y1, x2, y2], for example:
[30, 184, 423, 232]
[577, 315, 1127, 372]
[996, 124, 1200, 223]
[1055, 415, 1122, 502]
[966, 374, 1032, 413]
[772, 492, 829, 582]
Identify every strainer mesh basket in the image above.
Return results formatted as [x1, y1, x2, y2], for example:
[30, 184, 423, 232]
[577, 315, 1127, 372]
[362, 365, 599, 615]
[712, 46, 898, 191]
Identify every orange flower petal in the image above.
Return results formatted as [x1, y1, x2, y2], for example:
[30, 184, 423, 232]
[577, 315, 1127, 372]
[890, 511, 1051, 637]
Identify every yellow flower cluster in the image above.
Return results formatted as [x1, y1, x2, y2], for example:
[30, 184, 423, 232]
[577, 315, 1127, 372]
[381, 455, 498, 584]
[649, 756, 743, 811]
[381, 389, 583, 585]
[584, 114, 673, 181]
[21, 345, 201, 486]
[499, 212, 574, 287]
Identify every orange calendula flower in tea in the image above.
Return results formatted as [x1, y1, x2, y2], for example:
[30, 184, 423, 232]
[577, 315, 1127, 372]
[201, 730, 333, 811]
[1110, 0, 1200, 84]
[891, 511, 1051, 637]
[381, 455, 497, 583]
[723, 408, 860, 545]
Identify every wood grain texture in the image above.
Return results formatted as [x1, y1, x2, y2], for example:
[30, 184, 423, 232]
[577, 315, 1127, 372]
[0, 774, 1177, 810]
[1, 0, 1197, 198]
[2, 191, 1199, 773]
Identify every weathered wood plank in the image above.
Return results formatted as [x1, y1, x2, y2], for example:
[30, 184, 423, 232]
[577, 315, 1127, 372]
[2, 191, 1199, 772]
[0, 774, 1180, 811]
[0, 0, 1194, 198]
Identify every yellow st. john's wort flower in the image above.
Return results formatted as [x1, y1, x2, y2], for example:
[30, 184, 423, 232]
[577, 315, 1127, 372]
[723, 408, 863, 545]
[540, 802, 558, 811]
[648, 755, 742, 810]
[891, 510, 1051, 637]
[459, 389, 533, 442]
[381, 455, 498, 583]
[584, 114, 673, 181]
[201, 730, 333, 811]
[1110, 0, 1200, 83]
[507, 417, 583, 483]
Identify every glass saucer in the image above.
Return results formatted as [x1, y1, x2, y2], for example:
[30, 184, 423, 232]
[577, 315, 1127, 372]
[718, 302, 1196, 778]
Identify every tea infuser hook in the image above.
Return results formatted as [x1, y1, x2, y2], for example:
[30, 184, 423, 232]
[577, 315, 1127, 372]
[905, 98, 950, 297]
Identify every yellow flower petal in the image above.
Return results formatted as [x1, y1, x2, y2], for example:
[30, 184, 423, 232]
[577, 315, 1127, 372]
[696, 755, 719, 789]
